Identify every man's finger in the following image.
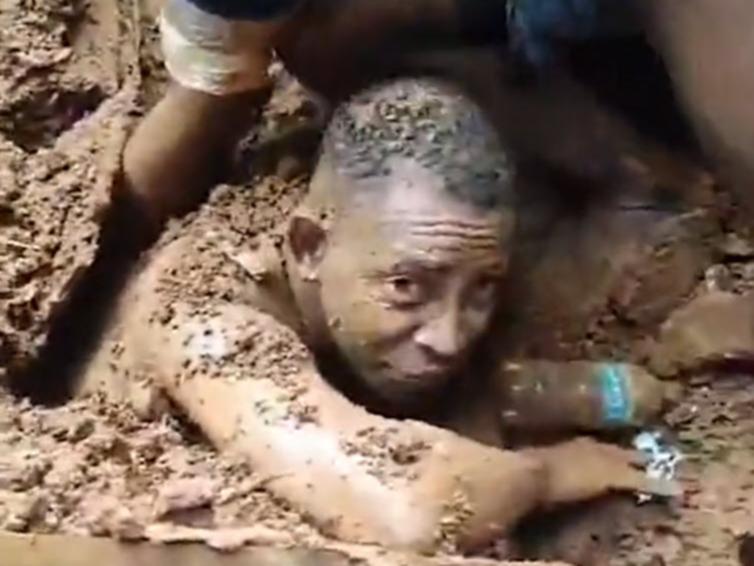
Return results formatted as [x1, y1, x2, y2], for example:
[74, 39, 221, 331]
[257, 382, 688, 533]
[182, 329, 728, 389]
[611, 467, 682, 498]
[628, 448, 651, 467]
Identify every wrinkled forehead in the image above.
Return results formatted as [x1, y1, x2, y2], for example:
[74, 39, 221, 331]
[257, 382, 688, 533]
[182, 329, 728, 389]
[343, 159, 510, 225]
[331, 159, 513, 265]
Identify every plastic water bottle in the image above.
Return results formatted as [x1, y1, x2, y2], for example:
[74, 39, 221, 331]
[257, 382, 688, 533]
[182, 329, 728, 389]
[496, 361, 671, 431]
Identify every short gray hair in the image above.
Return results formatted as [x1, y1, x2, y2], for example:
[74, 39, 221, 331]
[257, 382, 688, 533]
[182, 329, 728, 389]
[323, 78, 515, 209]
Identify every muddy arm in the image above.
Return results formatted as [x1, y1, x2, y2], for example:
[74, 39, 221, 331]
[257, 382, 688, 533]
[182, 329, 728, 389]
[93, 232, 676, 550]
[122, 0, 506, 232]
[122, 85, 270, 233]
[520, 437, 679, 508]
[109, 236, 550, 552]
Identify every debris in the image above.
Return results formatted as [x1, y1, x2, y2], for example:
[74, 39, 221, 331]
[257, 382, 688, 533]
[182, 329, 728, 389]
[153, 477, 218, 519]
[0, 490, 47, 533]
[144, 523, 294, 552]
[649, 291, 754, 376]
[78, 495, 144, 540]
[703, 264, 733, 292]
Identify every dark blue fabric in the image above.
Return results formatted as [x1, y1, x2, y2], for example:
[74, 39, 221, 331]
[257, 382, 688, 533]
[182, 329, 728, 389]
[184, 0, 300, 20]
[508, 0, 640, 67]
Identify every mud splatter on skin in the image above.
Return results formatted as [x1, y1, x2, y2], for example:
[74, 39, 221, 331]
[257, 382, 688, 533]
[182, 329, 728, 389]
[1, 0, 754, 563]
[340, 426, 428, 484]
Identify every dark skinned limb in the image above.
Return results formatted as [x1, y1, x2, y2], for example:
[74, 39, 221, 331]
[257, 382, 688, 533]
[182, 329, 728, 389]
[9, 85, 269, 402]
[122, 84, 271, 236]
[120, 0, 508, 239]
[642, 0, 754, 218]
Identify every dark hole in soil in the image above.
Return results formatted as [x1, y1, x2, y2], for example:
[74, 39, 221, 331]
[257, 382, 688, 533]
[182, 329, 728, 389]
[513, 497, 647, 566]
[9, 191, 155, 405]
[0, 85, 106, 152]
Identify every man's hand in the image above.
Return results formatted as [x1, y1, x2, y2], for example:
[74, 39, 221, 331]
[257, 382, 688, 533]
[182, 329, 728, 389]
[526, 437, 682, 507]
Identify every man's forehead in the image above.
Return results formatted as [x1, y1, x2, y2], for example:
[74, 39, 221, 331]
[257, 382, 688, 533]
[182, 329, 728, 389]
[346, 158, 506, 226]
[334, 176, 509, 268]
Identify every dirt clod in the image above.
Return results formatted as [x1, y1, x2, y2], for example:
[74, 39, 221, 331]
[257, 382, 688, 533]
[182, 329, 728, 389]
[650, 291, 754, 376]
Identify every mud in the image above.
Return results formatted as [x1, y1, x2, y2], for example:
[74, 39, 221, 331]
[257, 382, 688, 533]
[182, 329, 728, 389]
[511, 371, 754, 566]
[1, 0, 754, 565]
[0, 0, 137, 382]
[0, 388, 319, 543]
[0, 0, 318, 552]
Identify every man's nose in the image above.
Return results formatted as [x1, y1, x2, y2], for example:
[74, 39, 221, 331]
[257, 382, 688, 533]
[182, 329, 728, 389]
[414, 308, 466, 360]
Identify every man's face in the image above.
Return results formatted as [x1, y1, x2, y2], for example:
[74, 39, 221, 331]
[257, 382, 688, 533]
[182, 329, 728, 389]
[310, 160, 512, 404]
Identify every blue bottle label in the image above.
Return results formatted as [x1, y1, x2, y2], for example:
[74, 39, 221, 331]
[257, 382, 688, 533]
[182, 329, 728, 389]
[599, 363, 634, 424]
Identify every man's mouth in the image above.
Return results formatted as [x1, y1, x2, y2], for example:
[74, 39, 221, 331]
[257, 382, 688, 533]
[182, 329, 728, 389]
[403, 365, 452, 380]
[381, 359, 457, 382]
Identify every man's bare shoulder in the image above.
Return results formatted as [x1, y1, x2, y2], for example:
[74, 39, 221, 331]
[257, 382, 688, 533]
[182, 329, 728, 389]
[137, 225, 301, 331]
[81, 226, 303, 406]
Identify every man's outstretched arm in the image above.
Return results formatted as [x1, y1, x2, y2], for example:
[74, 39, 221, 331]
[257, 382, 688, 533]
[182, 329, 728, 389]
[98, 234, 674, 551]
[108, 235, 546, 551]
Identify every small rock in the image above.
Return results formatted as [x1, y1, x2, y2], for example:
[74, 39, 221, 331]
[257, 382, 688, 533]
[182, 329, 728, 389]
[276, 154, 306, 182]
[79, 494, 145, 540]
[0, 490, 47, 532]
[719, 233, 754, 259]
[650, 291, 754, 376]
[44, 452, 86, 488]
[154, 477, 218, 519]
[67, 417, 95, 442]
[742, 263, 754, 282]
[109, 507, 146, 541]
[0, 451, 50, 490]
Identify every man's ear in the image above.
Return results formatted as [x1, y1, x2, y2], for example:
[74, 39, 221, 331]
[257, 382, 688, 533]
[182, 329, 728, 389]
[288, 215, 327, 282]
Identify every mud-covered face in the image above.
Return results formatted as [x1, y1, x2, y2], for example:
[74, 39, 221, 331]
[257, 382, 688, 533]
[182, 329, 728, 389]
[294, 159, 512, 404]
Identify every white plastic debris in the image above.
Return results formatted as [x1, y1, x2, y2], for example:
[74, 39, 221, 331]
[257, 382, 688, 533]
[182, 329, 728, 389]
[633, 430, 684, 503]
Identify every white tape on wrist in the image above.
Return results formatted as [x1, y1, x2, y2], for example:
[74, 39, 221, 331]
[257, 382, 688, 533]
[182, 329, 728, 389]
[160, 11, 272, 95]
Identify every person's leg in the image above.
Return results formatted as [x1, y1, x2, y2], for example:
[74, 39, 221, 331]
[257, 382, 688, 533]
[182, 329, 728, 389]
[643, 0, 754, 215]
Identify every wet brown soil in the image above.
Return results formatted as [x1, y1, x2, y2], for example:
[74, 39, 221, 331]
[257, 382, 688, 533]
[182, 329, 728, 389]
[1, 1, 754, 565]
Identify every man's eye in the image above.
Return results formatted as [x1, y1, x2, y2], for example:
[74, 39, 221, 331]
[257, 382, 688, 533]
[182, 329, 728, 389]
[468, 276, 500, 308]
[391, 276, 415, 293]
[384, 276, 424, 306]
